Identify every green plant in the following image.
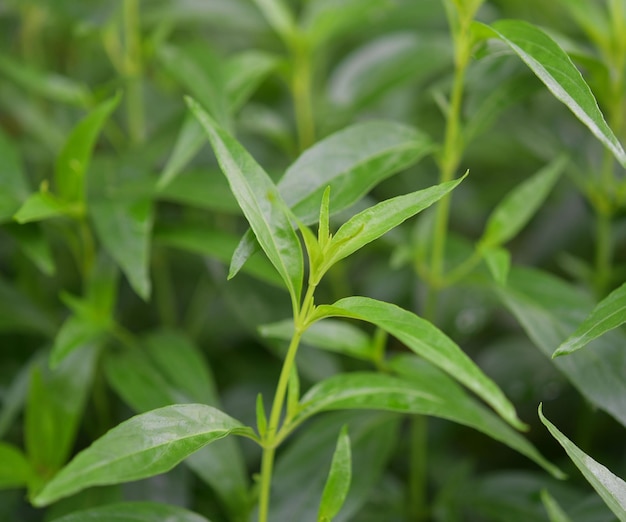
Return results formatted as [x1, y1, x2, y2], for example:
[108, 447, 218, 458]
[1, 1, 625, 521]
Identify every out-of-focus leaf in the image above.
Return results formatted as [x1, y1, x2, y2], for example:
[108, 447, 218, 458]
[270, 412, 399, 521]
[91, 197, 153, 300]
[259, 319, 373, 361]
[539, 405, 626, 521]
[482, 246, 510, 285]
[49, 501, 211, 522]
[554, 281, 626, 357]
[0, 53, 91, 106]
[50, 317, 104, 370]
[25, 346, 98, 485]
[312, 296, 525, 430]
[55, 93, 120, 204]
[476, 20, 626, 167]
[157, 169, 239, 213]
[0, 128, 29, 223]
[251, 0, 295, 41]
[480, 157, 566, 247]
[318, 426, 352, 522]
[556, 0, 610, 53]
[13, 192, 74, 224]
[541, 489, 574, 522]
[5, 223, 55, 275]
[188, 97, 303, 307]
[225, 50, 279, 112]
[497, 267, 626, 428]
[329, 33, 451, 110]
[0, 278, 56, 336]
[0, 443, 33, 489]
[32, 404, 255, 507]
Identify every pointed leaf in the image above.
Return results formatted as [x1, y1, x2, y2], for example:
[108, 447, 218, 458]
[554, 281, 626, 356]
[49, 501, 211, 522]
[55, 94, 120, 204]
[541, 489, 574, 522]
[13, 192, 74, 224]
[319, 178, 464, 278]
[32, 404, 255, 507]
[251, 0, 296, 41]
[318, 426, 352, 522]
[187, 97, 303, 306]
[0, 443, 33, 489]
[477, 20, 626, 167]
[539, 405, 626, 521]
[312, 296, 524, 429]
[225, 50, 279, 112]
[482, 245, 511, 285]
[5, 223, 55, 275]
[50, 316, 105, 369]
[480, 157, 566, 247]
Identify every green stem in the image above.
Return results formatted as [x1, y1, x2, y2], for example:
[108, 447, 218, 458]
[291, 38, 315, 152]
[408, 415, 428, 521]
[123, 0, 145, 145]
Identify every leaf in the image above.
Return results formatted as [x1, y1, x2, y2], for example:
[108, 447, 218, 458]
[251, 0, 296, 41]
[317, 177, 465, 281]
[476, 20, 626, 167]
[229, 120, 435, 278]
[5, 223, 55, 275]
[0, 277, 56, 337]
[311, 296, 525, 430]
[541, 489, 574, 522]
[50, 316, 104, 370]
[0, 128, 29, 223]
[55, 93, 120, 204]
[479, 157, 567, 247]
[318, 426, 352, 522]
[49, 501, 211, 522]
[554, 281, 626, 357]
[90, 196, 153, 300]
[224, 50, 279, 112]
[482, 246, 511, 285]
[13, 192, 74, 224]
[496, 267, 626, 427]
[187, 97, 303, 307]
[0, 442, 33, 489]
[539, 405, 626, 521]
[32, 404, 256, 507]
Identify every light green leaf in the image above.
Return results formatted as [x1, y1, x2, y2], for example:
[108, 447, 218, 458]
[55, 93, 120, 204]
[0, 442, 33, 489]
[50, 316, 104, 370]
[229, 120, 435, 278]
[480, 157, 566, 247]
[554, 281, 626, 357]
[0, 128, 29, 223]
[482, 245, 511, 285]
[49, 501, 211, 522]
[5, 223, 55, 275]
[187, 97, 303, 307]
[312, 296, 525, 430]
[539, 405, 626, 521]
[32, 404, 255, 507]
[90, 197, 153, 300]
[13, 192, 75, 224]
[541, 489, 574, 522]
[477, 20, 626, 167]
[318, 426, 352, 522]
[317, 177, 464, 281]
[225, 50, 279, 112]
[251, 0, 296, 41]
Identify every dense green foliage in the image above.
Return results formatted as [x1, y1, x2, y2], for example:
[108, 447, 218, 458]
[1, 0, 625, 521]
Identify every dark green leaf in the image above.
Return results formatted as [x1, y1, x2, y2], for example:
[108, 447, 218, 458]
[225, 50, 279, 112]
[0, 278, 56, 336]
[187, 97, 303, 307]
[539, 405, 626, 521]
[5, 223, 55, 275]
[0, 443, 33, 489]
[49, 501, 211, 522]
[32, 404, 255, 507]
[541, 489, 574, 522]
[554, 281, 626, 357]
[318, 426, 352, 522]
[312, 296, 525, 430]
[0, 128, 29, 223]
[477, 20, 626, 167]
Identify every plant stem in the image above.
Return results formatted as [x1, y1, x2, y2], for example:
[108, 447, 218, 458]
[123, 0, 145, 145]
[291, 37, 315, 152]
[408, 415, 428, 520]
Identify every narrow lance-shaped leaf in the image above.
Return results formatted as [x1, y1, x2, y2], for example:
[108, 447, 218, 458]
[475, 20, 626, 167]
[541, 489, 574, 522]
[554, 281, 626, 357]
[55, 93, 120, 204]
[479, 157, 567, 247]
[32, 404, 256, 507]
[539, 404, 626, 521]
[252, 0, 296, 41]
[318, 426, 352, 522]
[187, 97, 303, 307]
[0, 442, 33, 489]
[311, 297, 525, 430]
[49, 501, 212, 522]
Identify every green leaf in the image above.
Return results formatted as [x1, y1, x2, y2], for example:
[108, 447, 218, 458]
[0, 442, 33, 489]
[318, 426, 352, 522]
[554, 281, 626, 357]
[13, 192, 74, 224]
[480, 157, 566, 247]
[539, 405, 626, 521]
[312, 296, 525, 430]
[477, 20, 626, 167]
[5, 223, 55, 275]
[50, 317, 104, 370]
[251, 0, 296, 41]
[229, 120, 435, 278]
[497, 267, 626, 427]
[49, 501, 211, 522]
[32, 404, 255, 507]
[90, 196, 153, 300]
[0, 128, 29, 223]
[55, 93, 120, 204]
[541, 489, 574, 522]
[256, 394, 268, 438]
[482, 246, 511, 285]
[317, 177, 465, 281]
[0, 278, 56, 337]
[225, 50, 279, 112]
[187, 97, 303, 308]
